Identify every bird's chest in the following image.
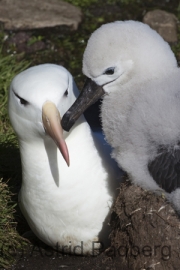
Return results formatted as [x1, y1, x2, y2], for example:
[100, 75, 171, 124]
[101, 93, 133, 148]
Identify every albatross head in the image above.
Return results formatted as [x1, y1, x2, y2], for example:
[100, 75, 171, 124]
[9, 64, 79, 166]
[61, 20, 177, 131]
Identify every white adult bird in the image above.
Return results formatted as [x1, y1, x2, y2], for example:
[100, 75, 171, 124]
[61, 20, 180, 212]
[8, 64, 120, 254]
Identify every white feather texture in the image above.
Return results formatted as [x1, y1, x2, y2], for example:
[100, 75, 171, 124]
[8, 64, 120, 254]
[81, 21, 180, 211]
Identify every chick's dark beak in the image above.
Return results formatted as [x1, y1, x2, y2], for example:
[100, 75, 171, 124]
[61, 78, 104, 132]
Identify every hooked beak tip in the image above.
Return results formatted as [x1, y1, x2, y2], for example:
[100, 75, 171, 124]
[61, 113, 75, 132]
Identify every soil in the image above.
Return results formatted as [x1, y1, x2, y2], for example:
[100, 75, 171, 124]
[10, 242, 129, 270]
[110, 180, 180, 270]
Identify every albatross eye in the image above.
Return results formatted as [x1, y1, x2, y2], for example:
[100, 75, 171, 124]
[14, 92, 29, 106]
[64, 89, 68, 97]
[19, 98, 28, 105]
[104, 67, 115, 75]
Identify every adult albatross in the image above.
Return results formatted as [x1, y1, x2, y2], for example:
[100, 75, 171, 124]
[61, 20, 180, 212]
[8, 64, 120, 254]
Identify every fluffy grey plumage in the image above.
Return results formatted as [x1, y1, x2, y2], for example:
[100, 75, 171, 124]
[62, 21, 180, 212]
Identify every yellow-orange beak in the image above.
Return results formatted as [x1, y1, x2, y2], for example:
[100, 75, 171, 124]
[42, 101, 70, 166]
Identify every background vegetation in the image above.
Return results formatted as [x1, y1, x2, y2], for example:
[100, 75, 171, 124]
[1, 0, 180, 268]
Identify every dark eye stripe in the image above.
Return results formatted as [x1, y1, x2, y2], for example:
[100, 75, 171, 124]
[14, 92, 29, 106]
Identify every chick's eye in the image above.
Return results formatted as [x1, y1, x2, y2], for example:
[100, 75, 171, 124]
[64, 89, 68, 97]
[104, 67, 115, 75]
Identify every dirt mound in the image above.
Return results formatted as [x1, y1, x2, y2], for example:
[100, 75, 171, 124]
[108, 179, 180, 269]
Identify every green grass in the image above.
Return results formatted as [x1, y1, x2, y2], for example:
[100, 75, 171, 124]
[0, 51, 29, 137]
[65, 0, 98, 7]
[0, 38, 30, 268]
[0, 179, 26, 269]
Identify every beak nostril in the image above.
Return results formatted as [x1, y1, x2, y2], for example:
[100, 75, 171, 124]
[45, 117, 50, 126]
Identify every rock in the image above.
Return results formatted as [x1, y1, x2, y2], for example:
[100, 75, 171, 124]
[5, 32, 46, 54]
[143, 9, 178, 43]
[108, 179, 180, 270]
[0, 0, 82, 31]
